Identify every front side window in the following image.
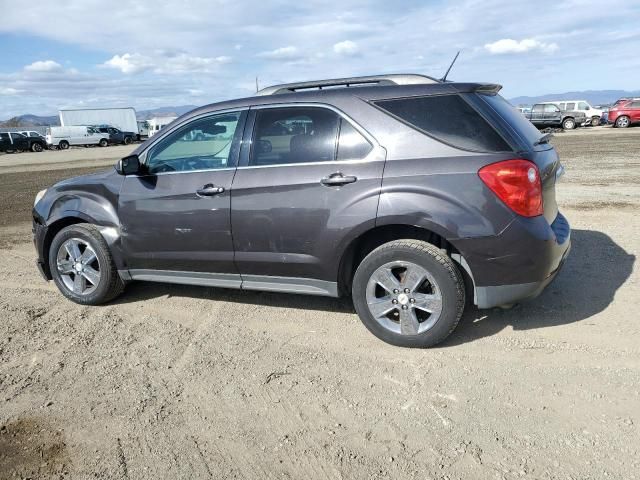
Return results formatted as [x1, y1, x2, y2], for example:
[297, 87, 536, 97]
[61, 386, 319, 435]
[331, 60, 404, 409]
[250, 107, 339, 166]
[629, 101, 640, 109]
[146, 111, 241, 174]
[543, 104, 559, 113]
[578, 102, 589, 110]
[375, 94, 510, 152]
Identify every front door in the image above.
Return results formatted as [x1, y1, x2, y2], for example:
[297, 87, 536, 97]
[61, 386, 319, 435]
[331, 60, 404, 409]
[230, 106, 385, 294]
[119, 110, 246, 280]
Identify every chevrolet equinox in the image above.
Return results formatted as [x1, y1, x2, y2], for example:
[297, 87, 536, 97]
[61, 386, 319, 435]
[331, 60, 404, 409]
[33, 74, 571, 347]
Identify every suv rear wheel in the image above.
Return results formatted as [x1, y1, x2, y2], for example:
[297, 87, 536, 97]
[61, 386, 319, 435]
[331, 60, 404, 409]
[352, 240, 465, 348]
[49, 224, 124, 305]
[562, 118, 576, 130]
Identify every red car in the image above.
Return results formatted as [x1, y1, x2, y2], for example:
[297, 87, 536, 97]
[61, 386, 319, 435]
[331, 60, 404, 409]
[608, 98, 640, 128]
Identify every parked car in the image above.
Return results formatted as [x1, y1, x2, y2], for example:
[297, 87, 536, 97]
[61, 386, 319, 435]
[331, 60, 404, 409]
[45, 126, 110, 149]
[540, 100, 602, 127]
[93, 125, 136, 145]
[19, 130, 46, 139]
[608, 99, 640, 128]
[33, 74, 570, 348]
[524, 103, 586, 130]
[0, 131, 47, 152]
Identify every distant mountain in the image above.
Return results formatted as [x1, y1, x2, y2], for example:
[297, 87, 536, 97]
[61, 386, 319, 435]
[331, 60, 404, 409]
[508, 90, 640, 107]
[137, 105, 197, 120]
[0, 114, 59, 128]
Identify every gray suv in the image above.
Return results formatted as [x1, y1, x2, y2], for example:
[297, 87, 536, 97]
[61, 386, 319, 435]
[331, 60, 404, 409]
[33, 74, 571, 347]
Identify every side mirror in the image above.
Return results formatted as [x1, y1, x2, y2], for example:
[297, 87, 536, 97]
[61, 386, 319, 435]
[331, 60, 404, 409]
[116, 154, 141, 175]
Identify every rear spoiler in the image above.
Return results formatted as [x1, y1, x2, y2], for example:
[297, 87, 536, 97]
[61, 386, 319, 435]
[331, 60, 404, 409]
[474, 84, 502, 95]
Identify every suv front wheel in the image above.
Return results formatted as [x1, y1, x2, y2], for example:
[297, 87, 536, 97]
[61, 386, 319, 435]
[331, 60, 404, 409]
[352, 240, 465, 348]
[49, 224, 124, 305]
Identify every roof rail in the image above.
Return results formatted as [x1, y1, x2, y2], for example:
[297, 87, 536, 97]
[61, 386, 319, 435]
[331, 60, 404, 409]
[256, 74, 440, 96]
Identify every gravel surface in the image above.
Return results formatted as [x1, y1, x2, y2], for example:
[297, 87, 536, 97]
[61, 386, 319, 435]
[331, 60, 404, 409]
[0, 127, 638, 479]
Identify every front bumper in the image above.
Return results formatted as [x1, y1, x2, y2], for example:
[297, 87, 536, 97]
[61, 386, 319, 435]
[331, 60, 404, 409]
[455, 212, 571, 309]
[32, 217, 52, 280]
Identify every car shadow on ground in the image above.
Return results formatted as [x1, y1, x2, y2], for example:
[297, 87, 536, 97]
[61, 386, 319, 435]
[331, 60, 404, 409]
[111, 229, 634, 345]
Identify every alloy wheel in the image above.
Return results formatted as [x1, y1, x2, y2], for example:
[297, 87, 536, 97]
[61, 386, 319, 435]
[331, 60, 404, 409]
[365, 261, 443, 335]
[56, 238, 101, 295]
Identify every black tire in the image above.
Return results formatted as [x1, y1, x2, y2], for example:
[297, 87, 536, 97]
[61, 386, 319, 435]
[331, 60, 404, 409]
[99, 138, 108, 147]
[615, 116, 630, 128]
[562, 117, 576, 130]
[31, 142, 44, 152]
[48, 223, 124, 305]
[352, 240, 465, 348]
[59, 140, 69, 150]
[123, 136, 132, 145]
[591, 116, 600, 127]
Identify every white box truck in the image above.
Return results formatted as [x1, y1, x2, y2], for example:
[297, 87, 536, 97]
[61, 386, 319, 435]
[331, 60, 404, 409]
[59, 108, 142, 140]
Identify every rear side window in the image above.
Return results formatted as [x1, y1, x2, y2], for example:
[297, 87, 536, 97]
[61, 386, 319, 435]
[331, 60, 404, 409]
[479, 94, 544, 148]
[337, 119, 372, 161]
[566, 102, 575, 110]
[375, 94, 510, 152]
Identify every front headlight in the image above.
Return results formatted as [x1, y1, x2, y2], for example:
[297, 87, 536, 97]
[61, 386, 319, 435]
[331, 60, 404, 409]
[34, 189, 47, 207]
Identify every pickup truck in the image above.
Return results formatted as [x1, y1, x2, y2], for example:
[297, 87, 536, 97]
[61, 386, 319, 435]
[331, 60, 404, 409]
[94, 126, 136, 145]
[0, 131, 47, 153]
[524, 103, 587, 130]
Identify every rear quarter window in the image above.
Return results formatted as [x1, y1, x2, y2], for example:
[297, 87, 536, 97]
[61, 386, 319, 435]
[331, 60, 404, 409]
[478, 93, 544, 148]
[374, 94, 511, 153]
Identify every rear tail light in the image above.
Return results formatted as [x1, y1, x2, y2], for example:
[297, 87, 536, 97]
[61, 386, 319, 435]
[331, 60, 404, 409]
[478, 159, 543, 217]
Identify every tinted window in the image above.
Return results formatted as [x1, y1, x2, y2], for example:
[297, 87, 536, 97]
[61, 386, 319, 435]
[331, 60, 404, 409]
[479, 94, 544, 147]
[337, 119, 372, 161]
[0, 133, 9, 140]
[146, 112, 241, 174]
[566, 102, 575, 110]
[375, 94, 510, 152]
[12, 132, 26, 138]
[250, 107, 339, 166]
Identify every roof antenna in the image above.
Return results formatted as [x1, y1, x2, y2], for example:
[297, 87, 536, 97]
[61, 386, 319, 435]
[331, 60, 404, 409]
[255, 76, 260, 93]
[440, 50, 460, 82]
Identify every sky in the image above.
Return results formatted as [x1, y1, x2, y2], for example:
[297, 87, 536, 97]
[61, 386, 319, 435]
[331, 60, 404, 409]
[0, 0, 638, 118]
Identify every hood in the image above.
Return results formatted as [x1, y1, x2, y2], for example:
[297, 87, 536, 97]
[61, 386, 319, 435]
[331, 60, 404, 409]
[53, 167, 118, 189]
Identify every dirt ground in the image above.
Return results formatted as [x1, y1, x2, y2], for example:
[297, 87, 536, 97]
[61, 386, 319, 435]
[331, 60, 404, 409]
[0, 128, 638, 479]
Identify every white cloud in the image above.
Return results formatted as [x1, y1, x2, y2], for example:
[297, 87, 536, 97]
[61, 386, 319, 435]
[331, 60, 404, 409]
[103, 53, 154, 74]
[484, 38, 559, 55]
[103, 52, 230, 74]
[0, 87, 21, 95]
[333, 40, 360, 56]
[258, 46, 302, 60]
[24, 60, 63, 72]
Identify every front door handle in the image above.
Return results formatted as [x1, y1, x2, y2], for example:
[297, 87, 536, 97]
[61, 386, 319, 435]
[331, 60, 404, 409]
[321, 173, 357, 186]
[196, 184, 225, 196]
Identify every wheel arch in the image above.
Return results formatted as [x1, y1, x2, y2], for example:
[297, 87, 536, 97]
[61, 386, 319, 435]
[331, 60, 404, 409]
[337, 223, 475, 299]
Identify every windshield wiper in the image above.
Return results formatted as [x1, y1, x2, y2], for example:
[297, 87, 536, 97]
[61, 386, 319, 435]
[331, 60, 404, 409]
[534, 133, 553, 146]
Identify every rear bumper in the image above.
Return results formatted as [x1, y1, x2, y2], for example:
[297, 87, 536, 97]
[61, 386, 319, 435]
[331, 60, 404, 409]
[454, 211, 571, 309]
[475, 240, 570, 308]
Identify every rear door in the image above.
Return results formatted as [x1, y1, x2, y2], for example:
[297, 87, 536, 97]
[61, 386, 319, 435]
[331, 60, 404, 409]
[119, 110, 246, 276]
[230, 105, 385, 292]
[530, 104, 544, 125]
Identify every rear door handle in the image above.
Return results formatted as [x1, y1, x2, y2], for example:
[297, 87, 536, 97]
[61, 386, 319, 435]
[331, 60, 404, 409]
[321, 173, 357, 186]
[196, 184, 225, 196]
